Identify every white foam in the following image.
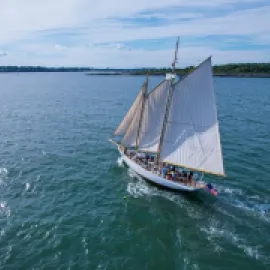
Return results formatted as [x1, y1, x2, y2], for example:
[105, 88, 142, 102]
[124, 167, 190, 211]
[25, 183, 30, 191]
[230, 199, 270, 224]
[117, 157, 124, 167]
[216, 185, 243, 196]
[82, 237, 88, 255]
[127, 180, 152, 198]
[0, 202, 5, 208]
[201, 224, 267, 261]
[0, 201, 11, 217]
[0, 168, 8, 184]
[0, 167, 8, 177]
[127, 168, 142, 179]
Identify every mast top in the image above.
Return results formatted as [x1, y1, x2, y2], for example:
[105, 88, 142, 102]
[166, 37, 179, 81]
[171, 37, 179, 73]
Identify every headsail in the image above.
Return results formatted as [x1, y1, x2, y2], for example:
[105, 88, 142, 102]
[160, 57, 225, 176]
[114, 82, 145, 136]
[138, 80, 170, 152]
[121, 96, 143, 147]
[121, 81, 147, 147]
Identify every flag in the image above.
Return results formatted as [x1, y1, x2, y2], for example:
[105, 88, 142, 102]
[205, 183, 218, 196]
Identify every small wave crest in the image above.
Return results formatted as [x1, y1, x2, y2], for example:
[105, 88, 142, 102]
[214, 183, 270, 222]
[0, 201, 11, 217]
[0, 167, 8, 185]
[200, 222, 269, 262]
[216, 185, 243, 196]
[25, 182, 31, 191]
[117, 157, 124, 167]
[0, 167, 8, 176]
[127, 171, 152, 198]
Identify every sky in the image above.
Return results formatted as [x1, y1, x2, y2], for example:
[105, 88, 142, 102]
[0, 0, 269, 68]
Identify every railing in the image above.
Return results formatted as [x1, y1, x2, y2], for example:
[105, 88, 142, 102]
[128, 154, 197, 187]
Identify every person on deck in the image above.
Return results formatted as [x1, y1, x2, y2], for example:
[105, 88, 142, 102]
[171, 171, 176, 181]
[161, 166, 168, 178]
[183, 171, 187, 184]
[188, 171, 193, 185]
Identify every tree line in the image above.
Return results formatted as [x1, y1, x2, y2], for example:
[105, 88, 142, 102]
[0, 63, 269, 75]
[130, 63, 270, 76]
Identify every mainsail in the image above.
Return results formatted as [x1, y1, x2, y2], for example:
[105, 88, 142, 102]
[160, 57, 224, 176]
[138, 80, 170, 152]
[114, 82, 145, 136]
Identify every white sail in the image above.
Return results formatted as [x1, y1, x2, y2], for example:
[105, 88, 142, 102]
[138, 80, 170, 152]
[160, 57, 224, 175]
[121, 95, 143, 147]
[114, 85, 144, 136]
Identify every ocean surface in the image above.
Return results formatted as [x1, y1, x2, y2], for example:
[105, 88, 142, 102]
[0, 72, 269, 270]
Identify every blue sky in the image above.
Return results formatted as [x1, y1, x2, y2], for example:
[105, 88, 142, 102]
[0, 0, 269, 67]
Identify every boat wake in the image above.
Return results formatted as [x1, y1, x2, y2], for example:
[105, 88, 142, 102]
[200, 220, 270, 263]
[214, 183, 270, 224]
[124, 166, 270, 264]
[126, 169, 154, 198]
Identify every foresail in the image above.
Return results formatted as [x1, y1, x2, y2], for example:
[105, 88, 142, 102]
[138, 80, 170, 152]
[113, 85, 144, 136]
[160, 57, 224, 175]
[121, 96, 143, 147]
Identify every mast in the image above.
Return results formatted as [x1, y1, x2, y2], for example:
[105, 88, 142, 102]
[171, 36, 179, 73]
[156, 81, 174, 162]
[156, 37, 179, 163]
[135, 76, 148, 148]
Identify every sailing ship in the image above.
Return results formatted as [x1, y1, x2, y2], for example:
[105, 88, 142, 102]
[109, 38, 225, 193]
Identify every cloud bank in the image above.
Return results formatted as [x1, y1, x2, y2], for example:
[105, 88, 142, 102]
[0, 0, 269, 67]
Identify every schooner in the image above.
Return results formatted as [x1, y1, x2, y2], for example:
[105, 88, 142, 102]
[110, 39, 225, 193]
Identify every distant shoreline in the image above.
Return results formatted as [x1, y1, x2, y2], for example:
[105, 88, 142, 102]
[1, 71, 269, 78]
[1, 63, 270, 78]
[213, 73, 270, 78]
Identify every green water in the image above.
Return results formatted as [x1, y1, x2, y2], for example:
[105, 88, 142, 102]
[0, 73, 269, 270]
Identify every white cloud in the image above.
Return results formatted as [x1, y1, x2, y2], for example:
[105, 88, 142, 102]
[0, 51, 8, 57]
[0, 0, 269, 66]
[2, 44, 268, 68]
[136, 12, 203, 20]
[54, 44, 69, 51]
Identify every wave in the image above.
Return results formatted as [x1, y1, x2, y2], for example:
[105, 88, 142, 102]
[0, 201, 11, 217]
[0, 167, 8, 185]
[216, 185, 243, 196]
[200, 222, 269, 263]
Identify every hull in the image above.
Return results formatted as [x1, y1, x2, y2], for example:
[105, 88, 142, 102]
[118, 146, 204, 192]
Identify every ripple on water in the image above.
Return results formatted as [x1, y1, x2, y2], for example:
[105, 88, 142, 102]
[0, 75, 270, 270]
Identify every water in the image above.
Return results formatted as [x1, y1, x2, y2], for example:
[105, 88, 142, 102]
[0, 73, 269, 270]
